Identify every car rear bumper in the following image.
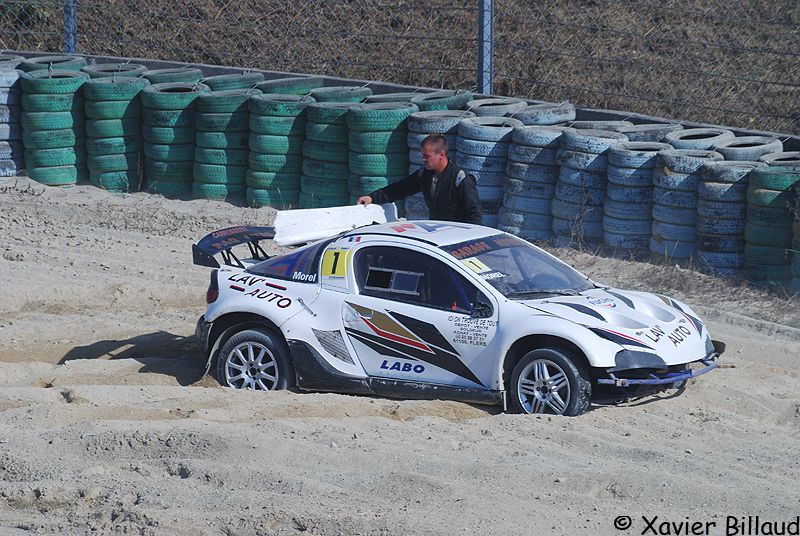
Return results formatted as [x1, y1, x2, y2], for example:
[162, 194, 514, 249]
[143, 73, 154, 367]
[195, 315, 212, 356]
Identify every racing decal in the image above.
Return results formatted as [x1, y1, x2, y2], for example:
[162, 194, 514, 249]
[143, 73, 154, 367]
[667, 325, 692, 346]
[461, 257, 491, 273]
[550, 302, 607, 322]
[321, 249, 350, 278]
[380, 360, 425, 373]
[291, 272, 317, 283]
[589, 327, 653, 349]
[389, 222, 471, 234]
[243, 288, 292, 308]
[344, 302, 483, 386]
[228, 274, 292, 308]
[447, 315, 496, 347]
[227, 274, 286, 291]
[643, 325, 666, 344]
[604, 289, 634, 309]
[661, 296, 703, 334]
[586, 296, 616, 308]
[449, 241, 492, 259]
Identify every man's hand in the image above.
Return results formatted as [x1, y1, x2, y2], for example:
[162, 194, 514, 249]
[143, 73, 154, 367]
[357, 195, 373, 206]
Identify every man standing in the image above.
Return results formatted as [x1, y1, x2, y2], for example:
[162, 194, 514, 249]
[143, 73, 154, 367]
[357, 134, 483, 224]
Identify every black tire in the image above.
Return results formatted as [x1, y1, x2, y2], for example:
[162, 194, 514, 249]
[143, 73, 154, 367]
[216, 328, 294, 390]
[508, 347, 591, 416]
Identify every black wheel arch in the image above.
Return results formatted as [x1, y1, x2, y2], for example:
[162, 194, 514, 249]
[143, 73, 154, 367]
[502, 334, 592, 389]
[208, 312, 285, 363]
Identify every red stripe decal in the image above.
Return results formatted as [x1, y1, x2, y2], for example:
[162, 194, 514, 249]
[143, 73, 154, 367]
[265, 282, 287, 291]
[230, 285, 245, 291]
[361, 317, 432, 352]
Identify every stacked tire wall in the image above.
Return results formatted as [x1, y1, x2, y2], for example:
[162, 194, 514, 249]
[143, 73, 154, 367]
[301, 103, 353, 208]
[246, 94, 312, 209]
[20, 70, 88, 187]
[0, 54, 23, 178]
[84, 77, 148, 191]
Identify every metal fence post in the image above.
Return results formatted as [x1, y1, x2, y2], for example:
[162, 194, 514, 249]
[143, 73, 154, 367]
[63, 0, 77, 54]
[477, 0, 493, 95]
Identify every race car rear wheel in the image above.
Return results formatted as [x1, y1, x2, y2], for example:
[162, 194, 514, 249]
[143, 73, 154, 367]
[509, 348, 591, 416]
[217, 328, 294, 391]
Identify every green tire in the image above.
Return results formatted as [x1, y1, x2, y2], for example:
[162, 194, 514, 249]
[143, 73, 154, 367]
[88, 152, 141, 173]
[248, 93, 314, 116]
[144, 159, 194, 182]
[246, 187, 301, 209]
[19, 55, 87, 73]
[302, 159, 349, 180]
[745, 264, 791, 285]
[746, 204, 793, 227]
[28, 164, 87, 185]
[348, 174, 393, 195]
[744, 244, 790, 265]
[299, 190, 350, 208]
[195, 111, 248, 132]
[142, 68, 204, 84]
[346, 103, 417, 131]
[348, 129, 408, 153]
[192, 182, 246, 200]
[83, 77, 150, 101]
[302, 139, 348, 162]
[194, 148, 248, 165]
[304, 122, 348, 143]
[200, 73, 264, 91]
[141, 82, 209, 110]
[87, 118, 141, 138]
[306, 103, 353, 125]
[20, 69, 88, 93]
[81, 63, 147, 79]
[247, 153, 302, 173]
[300, 174, 348, 195]
[349, 152, 409, 176]
[249, 114, 306, 136]
[21, 93, 83, 112]
[255, 76, 324, 95]
[193, 162, 247, 184]
[87, 136, 142, 156]
[197, 88, 261, 113]
[747, 187, 794, 208]
[143, 107, 196, 128]
[21, 111, 84, 130]
[25, 147, 85, 167]
[145, 179, 193, 197]
[309, 86, 372, 103]
[22, 128, 80, 150]
[249, 134, 303, 155]
[744, 222, 793, 246]
[196, 131, 249, 149]
[85, 100, 142, 120]
[90, 169, 141, 191]
[143, 142, 195, 162]
[750, 166, 800, 191]
[142, 125, 195, 144]
[245, 170, 300, 189]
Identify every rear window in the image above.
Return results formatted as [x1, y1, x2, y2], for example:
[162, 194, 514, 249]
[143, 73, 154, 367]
[247, 238, 333, 283]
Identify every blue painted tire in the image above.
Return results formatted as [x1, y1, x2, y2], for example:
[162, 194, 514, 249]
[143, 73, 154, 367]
[561, 128, 627, 154]
[696, 234, 745, 252]
[697, 181, 748, 202]
[454, 153, 506, 173]
[603, 215, 652, 235]
[558, 166, 604, 188]
[555, 182, 605, 205]
[472, 171, 506, 187]
[503, 178, 556, 199]
[603, 199, 652, 220]
[653, 220, 695, 242]
[456, 138, 509, 157]
[607, 141, 671, 169]
[658, 148, 723, 174]
[410, 90, 473, 112]
[554, 235, 602, 249]
[664, 128, 734, 150]
[506, 162, 558, 183]
[607, 165, 652, 187]
[606, 183, 652, 203]
[498, 207, 553, 228]
[652, 203, 697, 224]
[507, 145, 557, 165]
[498, 224, 553, 241]
[604, 232, 650, 252]
[458, 116, 523, 142]
[407, 110, 476, 134]
[613, 123, 682, 142]
[567, 120, 633, 130]
[650, 237, 694, 259]
[652, 187, 696, 208]
[696, 216, 745, 236]
[557, 148, 608, 172]
[553, 218, 603, 238]
[511, 125, 570, 148]
[477, 185, 503, 204]
[551, 198, 603, 222]
[652, 169, 700, 191]
[503, 194, 552, 214]
[513, 102, 575, 125]
[696, 251, 743, 275]
[697, 199, 746, 220]
[712, 136, 782, 161]
[466, 97, 527, 117]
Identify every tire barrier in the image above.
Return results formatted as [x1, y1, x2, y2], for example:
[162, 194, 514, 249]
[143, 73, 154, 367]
[347, 102, 417, 214]
[201, 72, 265, 91]
[193, 88, 260, 201]
[309, 86, 372, 103]
[142, 68, 204, 84]
[744, 166, 800, 287]
[19, 55, 87, 73]
[410, 90, 473, 112]
[141, 81, 209, 196]
[246, 93, 314, 209]
[465, 97, 527, 117]
[363, 92, 421, 104]
[553, 128, 627, 248]
[664, 127, 734, 150]
[404, 110, 476, 219]
[500, 126, 571, 241]
[301, 102, 353, 207]
[84, 77, 149, 191]
[612, 123, 683, 142]
[81, 63, 147, 79]
[650, 148, 722, 262]
[0, 60, 23, 177]
[603, 141, 670, 259]
[255, 76, 324, 96]
[20, 70, 89, 186]
[758, 151, 800, 167]
[456, 116, 524, 226]
[712, 135, 782, 161]
[566, 120, 633, 131]
[695, 161, 764, 276]
[512, 102, 575, 125]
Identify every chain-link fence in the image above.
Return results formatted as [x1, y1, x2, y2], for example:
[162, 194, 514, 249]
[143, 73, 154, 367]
[1, 0, 798, 135]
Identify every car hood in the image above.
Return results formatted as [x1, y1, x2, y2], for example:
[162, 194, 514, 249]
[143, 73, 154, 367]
[519, 287, 710, 365]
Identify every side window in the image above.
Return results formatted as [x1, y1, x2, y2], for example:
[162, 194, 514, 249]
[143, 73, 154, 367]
[354, 246, 487, 313]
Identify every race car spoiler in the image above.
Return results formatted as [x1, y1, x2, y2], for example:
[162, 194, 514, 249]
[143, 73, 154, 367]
[192, 226, 275, 269]
[597, 353, 719, 387]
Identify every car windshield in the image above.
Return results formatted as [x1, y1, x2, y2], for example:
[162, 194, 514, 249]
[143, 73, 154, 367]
[442, 234, 594, 298]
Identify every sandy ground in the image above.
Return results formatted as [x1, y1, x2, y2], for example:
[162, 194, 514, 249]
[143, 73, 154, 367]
[1, 177, 799, 536]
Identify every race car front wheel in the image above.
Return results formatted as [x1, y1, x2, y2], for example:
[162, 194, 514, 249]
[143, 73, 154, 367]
[509, 348, 591, 416]
[217, 328, 294, 391]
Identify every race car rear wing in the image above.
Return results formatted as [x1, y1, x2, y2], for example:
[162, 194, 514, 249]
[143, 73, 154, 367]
[192, 226, 275, 269]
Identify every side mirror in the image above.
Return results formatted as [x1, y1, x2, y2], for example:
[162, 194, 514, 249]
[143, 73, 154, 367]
[471, 300, 493, 319]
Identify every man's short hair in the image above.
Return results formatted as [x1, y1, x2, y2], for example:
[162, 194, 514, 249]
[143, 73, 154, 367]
[421, 133, 448, 155]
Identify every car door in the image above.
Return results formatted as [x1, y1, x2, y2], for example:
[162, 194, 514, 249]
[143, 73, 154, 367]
[341, 243, 500, 389]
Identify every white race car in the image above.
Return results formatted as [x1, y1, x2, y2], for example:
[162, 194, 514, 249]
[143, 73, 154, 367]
[193, 221, 722, 416]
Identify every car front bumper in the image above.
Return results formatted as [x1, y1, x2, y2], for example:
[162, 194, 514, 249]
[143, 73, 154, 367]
[597, 352, 719, 387]
[195, 315, 212, 356]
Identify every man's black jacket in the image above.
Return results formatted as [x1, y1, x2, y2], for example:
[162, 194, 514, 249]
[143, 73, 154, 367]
[368, 162, 483, 224]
